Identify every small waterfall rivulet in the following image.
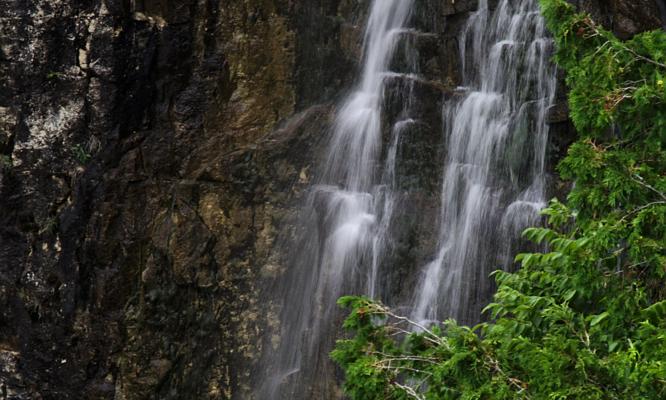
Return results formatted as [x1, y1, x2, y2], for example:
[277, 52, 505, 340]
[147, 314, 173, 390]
[258, 0, 557, 397]
[258, 1, 416, 398]
[412, 0, 556, 325]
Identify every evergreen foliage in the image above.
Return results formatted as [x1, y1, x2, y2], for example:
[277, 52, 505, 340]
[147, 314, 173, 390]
[331, 0, 666, 398]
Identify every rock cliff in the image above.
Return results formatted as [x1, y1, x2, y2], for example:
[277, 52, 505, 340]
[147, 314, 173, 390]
[0, 0, 662, 399]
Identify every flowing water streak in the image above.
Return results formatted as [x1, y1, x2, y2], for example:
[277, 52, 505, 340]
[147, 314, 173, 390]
[412, 0, 557, 325]
[259, 1, 415, 398]
[311, 0, 414, 335]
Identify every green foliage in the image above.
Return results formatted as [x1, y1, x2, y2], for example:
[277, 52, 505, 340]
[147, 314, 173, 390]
[73, 144, 91, 164]
[0, 154, 12, 170]
[46, 71, 64, 80]
[333, 0, 666, 398]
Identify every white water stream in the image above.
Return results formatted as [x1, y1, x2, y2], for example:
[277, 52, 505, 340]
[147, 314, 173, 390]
[258, 1, 415, 398]
[259, 0, 557, 397]
[412, 0, 556, 324]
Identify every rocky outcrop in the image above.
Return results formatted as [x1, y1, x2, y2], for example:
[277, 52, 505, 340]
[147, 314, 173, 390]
[0, 0, 662, 399]
[576, 0, 665, 39]
[0, 0, 357, 398]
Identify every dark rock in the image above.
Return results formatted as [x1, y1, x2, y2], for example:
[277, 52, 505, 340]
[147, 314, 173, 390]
[574, 0, 664, 39]
[547, 102, 570, 124]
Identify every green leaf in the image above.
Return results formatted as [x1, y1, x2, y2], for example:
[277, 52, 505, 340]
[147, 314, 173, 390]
[590, 312, 609, 327]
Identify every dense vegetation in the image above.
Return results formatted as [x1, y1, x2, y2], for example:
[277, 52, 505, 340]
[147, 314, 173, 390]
[331, 0, 666, 398]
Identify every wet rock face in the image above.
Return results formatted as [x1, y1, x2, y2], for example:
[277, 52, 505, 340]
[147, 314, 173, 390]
[0, 0, 662, 399]
[574, 0, 664, 39]
[0, 0, 354, 398]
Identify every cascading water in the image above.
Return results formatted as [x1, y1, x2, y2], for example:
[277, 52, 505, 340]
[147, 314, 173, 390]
[412, 0, 557, 325]
[257, 1, 416, 398]
[258, 0, 557, 396]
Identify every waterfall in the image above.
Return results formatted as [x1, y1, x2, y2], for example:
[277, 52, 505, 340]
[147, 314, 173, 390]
[412, 0, 557, 325]
[258, 0, 557, 396]
[257, 1, 415, 398]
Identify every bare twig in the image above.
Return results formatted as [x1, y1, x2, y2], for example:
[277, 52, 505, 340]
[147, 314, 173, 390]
[484, 354, 531, 399]
[371, 352, 440, 365]
[619, 201, 666, 223]
[630, 174, 666, 201]
[394, 382, 425, 400]
[584, 19, 666, 69]
[368, 303, 446, 346]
